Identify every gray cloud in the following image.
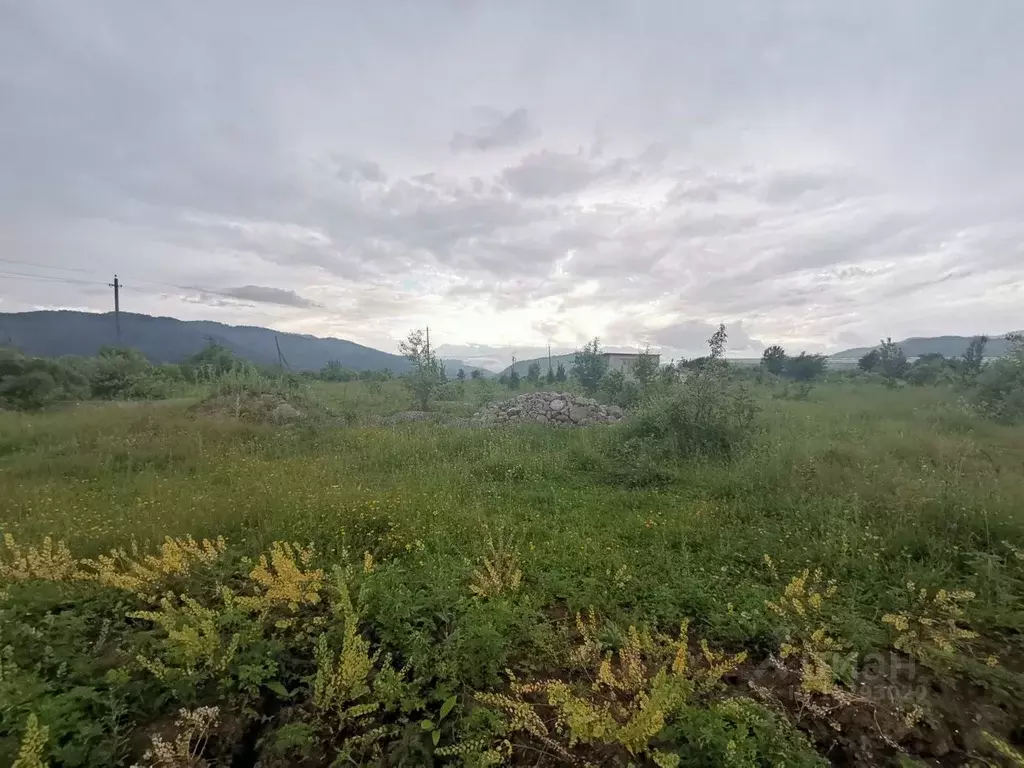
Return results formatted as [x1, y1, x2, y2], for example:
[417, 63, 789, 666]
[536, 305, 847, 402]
[649, 321, 762, 355]
[450, 107, 539, 152]
[1, 2, 1023, 356]
[213, 285, 322, 309]
[501, 150, 604, 198]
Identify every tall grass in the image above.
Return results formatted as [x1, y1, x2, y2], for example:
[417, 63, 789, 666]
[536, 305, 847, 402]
[1, 379, 1022, 765]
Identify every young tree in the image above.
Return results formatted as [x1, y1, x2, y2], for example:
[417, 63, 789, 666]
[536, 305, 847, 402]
[878, 337, 909, 380]
[456, 368, 467, 381]
[399, 328, 444, 410]
[708, 324, 728, 363]
[631, 344, 659, 387]
[761, 345, 787, 375]
[555, 362, 567, 382]
[858, 349, 881, 373]
[507, 369, 521, 390]
[572, 338, 608, 395]
[545, 365, 556, 384]
[961, 335, 989, 379]
[470, 368, 482, 380]
[526, 361, 542, 384]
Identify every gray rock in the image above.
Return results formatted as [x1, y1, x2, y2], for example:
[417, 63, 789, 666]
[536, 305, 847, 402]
[271, 403, 302, 423]
[461, 391, 628, 429]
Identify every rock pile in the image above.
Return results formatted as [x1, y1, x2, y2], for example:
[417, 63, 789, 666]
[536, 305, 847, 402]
[474, 392, 624, 427]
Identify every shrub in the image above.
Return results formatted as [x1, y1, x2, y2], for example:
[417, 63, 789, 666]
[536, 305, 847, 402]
[782, 353, 827, 382]
[906, 358, 952, 386]
[0, 348, 91, 410]
[434, 381, 465, 402]
[0, 370, 57, 411]
[618, 325, 759, 460]
[970, 334, 1024, 424]
[599, 369, 641, 409]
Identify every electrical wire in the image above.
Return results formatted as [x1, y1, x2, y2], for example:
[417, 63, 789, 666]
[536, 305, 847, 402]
[0, 269, 110, 287]
[0, 257, 108, 277]
[0, 265, 313, 320]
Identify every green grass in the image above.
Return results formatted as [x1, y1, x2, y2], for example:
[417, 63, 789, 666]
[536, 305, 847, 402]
[1, 379, 1022, 766]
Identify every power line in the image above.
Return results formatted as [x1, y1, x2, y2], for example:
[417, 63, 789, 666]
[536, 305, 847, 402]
[0, 269, 109, 287]
[0, 257, 108, 277]
[0, 266, 315, 321]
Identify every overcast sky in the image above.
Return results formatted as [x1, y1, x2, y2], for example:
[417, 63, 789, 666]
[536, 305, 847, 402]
[1, 1, 1022, 369]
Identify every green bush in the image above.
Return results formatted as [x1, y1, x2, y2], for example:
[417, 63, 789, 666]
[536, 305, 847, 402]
[618, 325, 759, 460]
[970, 335, 1024, 424]
[598, 369, 641, 409]
[0, 348, 91, 410]
[434, 381, 465, 402]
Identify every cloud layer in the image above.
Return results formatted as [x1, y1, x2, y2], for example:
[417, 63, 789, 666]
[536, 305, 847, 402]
[1, 2, 1022, 366]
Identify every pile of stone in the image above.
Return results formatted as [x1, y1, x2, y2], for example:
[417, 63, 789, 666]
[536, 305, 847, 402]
[473, 391, 624, 427]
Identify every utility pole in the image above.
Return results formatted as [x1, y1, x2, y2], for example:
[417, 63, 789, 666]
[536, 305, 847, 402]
[275, 335, 290, 370]
[109, 274, 122, 344]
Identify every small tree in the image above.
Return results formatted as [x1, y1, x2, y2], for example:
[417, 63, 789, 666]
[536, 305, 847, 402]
[470, 368, 482, 380]
[858, 349, 880, 373]
[457, 368, 467, 381]
[507, 369, 521, 390]
[399, 328, 444, 410]
[526, 361, 541, 385]
[961, 335, 989, 379]
[631, 345, 659, 387]
[878, 337, 908, 380]
[555, 362, 567, 382]
[572, 338, 608, 395]
[761, 345, 787, 375]
[545, 366, 556, 384]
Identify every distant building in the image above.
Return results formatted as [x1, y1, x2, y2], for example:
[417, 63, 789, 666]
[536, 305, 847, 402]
[601, 352, 660, 377]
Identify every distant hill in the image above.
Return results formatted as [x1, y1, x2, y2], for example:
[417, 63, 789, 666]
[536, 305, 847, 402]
[500, 353, 578, 378]
[832, 333, 1019, 360]
[0, 310, 492, 374]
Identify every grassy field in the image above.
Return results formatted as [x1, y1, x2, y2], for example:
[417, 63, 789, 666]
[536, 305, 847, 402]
[1, 379, 1023, 766]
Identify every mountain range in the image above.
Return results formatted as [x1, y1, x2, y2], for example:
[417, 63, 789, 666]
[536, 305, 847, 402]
[0, 310, 493, 375]
[831, 333, 1019, 360]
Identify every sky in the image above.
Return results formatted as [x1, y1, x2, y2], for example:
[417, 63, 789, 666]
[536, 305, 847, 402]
[1, 1, 1022, 371]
